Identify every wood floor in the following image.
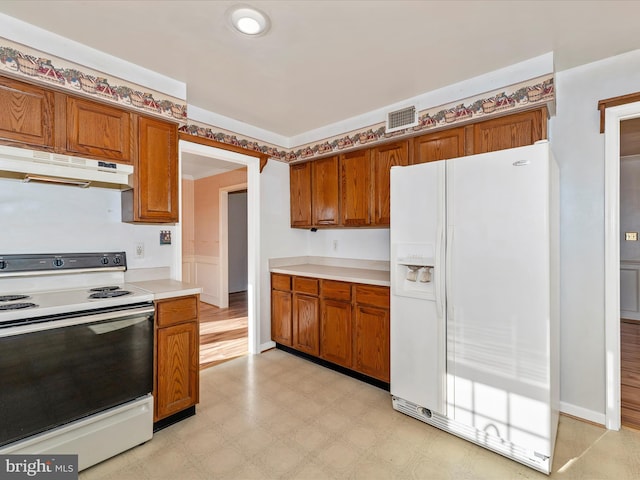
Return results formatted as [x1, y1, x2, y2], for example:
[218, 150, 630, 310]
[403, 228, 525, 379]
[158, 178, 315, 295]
[622, 318, 640, 429]
[199, 291, 248, 370]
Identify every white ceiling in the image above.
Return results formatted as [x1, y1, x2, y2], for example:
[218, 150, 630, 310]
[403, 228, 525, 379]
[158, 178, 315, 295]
[181, 152, 244, 179]
[2, 0, 640, 140]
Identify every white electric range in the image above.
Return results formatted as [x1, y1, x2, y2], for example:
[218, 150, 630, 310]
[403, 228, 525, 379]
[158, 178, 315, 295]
[0, 252, 155, 471]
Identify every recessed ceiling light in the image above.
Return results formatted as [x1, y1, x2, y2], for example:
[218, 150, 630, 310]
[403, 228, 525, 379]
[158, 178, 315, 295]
[229, 5, 270, 36]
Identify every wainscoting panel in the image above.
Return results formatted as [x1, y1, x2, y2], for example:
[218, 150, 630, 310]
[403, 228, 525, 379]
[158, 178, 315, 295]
[194, 256, 220, 307]
[621, 261, 640, 320]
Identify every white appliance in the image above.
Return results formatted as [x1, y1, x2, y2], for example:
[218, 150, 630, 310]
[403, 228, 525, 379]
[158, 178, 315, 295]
[0, 252, 155, 471]
[390, 141, 559, 474]
[0, 144, 133, 188]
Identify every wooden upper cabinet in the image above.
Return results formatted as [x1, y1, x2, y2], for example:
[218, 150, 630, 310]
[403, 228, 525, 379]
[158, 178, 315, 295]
[312, 155, 340, 226]
[65, 96, 132, 163]
[123, 115, 178, 223]
[340, 149, 371, 226]
[0, 75, 54, 148]
[412, 127, 465, 164]
[371, 140, 409, 225]
[290, 162, 312, 227]
[473, 108, 547, 154]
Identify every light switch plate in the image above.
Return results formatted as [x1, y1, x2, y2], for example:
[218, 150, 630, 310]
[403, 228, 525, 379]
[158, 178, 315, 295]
[625, 232, 638, 241]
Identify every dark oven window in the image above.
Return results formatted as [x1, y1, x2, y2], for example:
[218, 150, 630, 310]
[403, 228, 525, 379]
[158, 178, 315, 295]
[0, 310, 153, 447]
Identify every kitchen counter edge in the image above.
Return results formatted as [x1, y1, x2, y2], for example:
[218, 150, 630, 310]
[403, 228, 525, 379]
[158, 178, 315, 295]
[270, 264, 390, 287]
[131, 279, 203, 301]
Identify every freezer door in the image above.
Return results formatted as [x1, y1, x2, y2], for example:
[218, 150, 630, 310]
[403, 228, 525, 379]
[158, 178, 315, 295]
[390, 161, 447, 415]
[446, 142, 552, 454]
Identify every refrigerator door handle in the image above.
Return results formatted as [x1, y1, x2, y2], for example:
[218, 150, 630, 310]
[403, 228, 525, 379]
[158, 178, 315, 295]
[446, 225, 454, 318]
[435, 225, 445, 320]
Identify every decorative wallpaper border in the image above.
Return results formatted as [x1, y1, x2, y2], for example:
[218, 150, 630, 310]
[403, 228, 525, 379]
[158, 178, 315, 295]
[0, 35, 553, 162]
[182, 73, 554, 163]
[0, 38, 187, 121]
[178, 121, 289, 160]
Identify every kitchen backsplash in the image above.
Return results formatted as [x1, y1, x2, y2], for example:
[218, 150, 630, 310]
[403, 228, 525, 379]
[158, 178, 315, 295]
[0, 178, 177, 272]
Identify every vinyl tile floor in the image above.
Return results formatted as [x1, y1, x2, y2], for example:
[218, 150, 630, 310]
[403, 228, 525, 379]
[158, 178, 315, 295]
[80, 349, 640, 480]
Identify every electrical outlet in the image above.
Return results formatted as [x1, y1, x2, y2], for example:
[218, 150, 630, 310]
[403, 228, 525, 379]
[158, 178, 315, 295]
[332, 239, 338, 251]
[625, 232, 638, 241]
[135, 242, 144, 258]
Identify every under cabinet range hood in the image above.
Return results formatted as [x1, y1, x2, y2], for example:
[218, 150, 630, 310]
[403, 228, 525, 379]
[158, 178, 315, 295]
[0, 144, 133, 188]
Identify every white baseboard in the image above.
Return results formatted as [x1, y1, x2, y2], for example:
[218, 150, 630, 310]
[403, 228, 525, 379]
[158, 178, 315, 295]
[260, 341, 276, 352]
[200, 293, 220, 307]
[560, 401, 605, 426]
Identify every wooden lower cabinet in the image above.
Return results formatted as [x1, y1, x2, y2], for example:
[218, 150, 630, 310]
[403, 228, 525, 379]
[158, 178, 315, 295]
[272, 289, 293, 345]
[271, 275, 390, 383]
[353, 305, 390, 382]
[320, 298, 352, 367]
[293, 293, 320, 356]
[155, 295, 200, 422]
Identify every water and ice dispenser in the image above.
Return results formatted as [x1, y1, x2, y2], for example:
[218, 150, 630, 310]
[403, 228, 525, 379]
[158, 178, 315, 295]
[392, 243, 435, 300]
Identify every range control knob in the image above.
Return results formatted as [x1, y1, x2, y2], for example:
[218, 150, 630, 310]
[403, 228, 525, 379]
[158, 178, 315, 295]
[100, 257, 109, 265]
[53, 258, 64, 268]
[0, 260, 6, 270]
[113, 257, 122, 265]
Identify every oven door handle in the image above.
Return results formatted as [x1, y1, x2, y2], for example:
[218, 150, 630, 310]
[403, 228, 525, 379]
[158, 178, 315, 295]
[0, 305, 155, 338]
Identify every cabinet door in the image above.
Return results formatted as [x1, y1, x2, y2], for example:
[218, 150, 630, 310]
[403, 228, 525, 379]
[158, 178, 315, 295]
[0, 75, 54, 148]
[290, 162, 312, 227]
[473, 108, 547, 154]
[312, 155, 340, 225]
[293, 293, 320, 356]
[128, 115, 178, 222]
[272, 289, 293, 346]
[66, 96, 132, 163]
[353, 305, 390, 382]
[320, 299, 352, 367]
[412, 127, 465, 164]
[156, 321, 199, 420]
[340, 149, 371, 226]
[371, 140, 409, 225]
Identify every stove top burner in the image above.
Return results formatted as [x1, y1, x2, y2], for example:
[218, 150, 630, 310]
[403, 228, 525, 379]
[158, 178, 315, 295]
[0, 295, 30, 302]
[0, 302, 38, 311]
[89, 290, 132, 299]
[89, 286, 121, 292]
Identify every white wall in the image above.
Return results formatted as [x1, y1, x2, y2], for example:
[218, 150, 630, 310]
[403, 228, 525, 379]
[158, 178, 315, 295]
[228, 191, 248, 293]
[620, 155, 640, 261]
[0, 178, 177, 273]
[553, 49, 640, 422]
[259, 160, 308, 348]
[306, 228, 390, 261]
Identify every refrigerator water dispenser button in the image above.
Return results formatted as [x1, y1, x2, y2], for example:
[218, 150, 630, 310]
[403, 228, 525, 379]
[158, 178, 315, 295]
[406, 266, 420, 282]
[419, 267, 432, 283]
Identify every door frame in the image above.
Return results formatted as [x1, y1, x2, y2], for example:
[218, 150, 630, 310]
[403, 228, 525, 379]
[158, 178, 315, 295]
[219, 182, 248, 308]
[604, 100, 640, 430]
[177, 140, 261, 355]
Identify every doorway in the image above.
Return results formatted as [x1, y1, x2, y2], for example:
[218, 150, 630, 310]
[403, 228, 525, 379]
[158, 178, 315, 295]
[177, 140, 261, 360]
[604, 101, 640, 430]
[618, 118, 640, 428]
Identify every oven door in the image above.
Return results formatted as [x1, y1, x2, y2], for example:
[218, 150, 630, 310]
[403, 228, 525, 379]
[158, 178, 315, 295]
[0, 303, 154, 447]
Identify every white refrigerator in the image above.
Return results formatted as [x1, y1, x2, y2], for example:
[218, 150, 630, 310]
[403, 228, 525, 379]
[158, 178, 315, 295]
[390, 141, 559, 474]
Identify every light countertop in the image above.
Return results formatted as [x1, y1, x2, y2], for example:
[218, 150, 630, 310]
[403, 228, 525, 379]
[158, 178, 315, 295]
[270, 257, 390, 287]
[131, 279, 202, 301]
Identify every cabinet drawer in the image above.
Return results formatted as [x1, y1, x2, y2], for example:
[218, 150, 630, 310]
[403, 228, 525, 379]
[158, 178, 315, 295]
[293, 276, 319, 295]
[321, 280, 351, 302]
[156, 295, 199, 327]
[271, 273, 291, 291]
[354, 284, 390, 308]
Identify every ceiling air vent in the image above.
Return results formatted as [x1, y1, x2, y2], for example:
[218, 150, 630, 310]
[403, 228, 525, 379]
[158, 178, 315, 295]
[386, 106, 418, 133]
